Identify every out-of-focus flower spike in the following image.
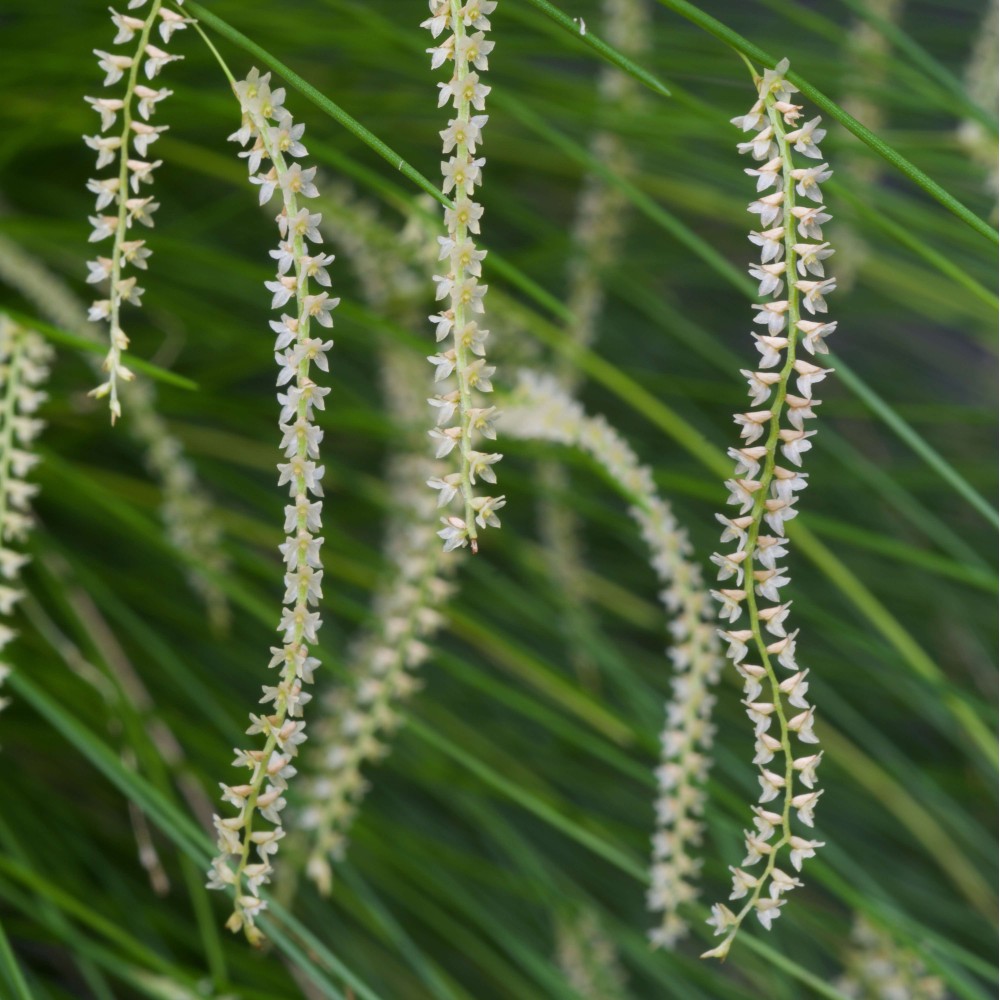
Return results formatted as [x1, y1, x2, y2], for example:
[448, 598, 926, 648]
[0, 316, 54, 722]
[503, 371, 723, 949]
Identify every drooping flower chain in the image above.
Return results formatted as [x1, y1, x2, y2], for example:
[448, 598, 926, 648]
[0, 317, 53, 720]
[84, 0, 192, 423]
[422, 1, 505, 553]
[702, 58, 833, 959]
[303, 449, 454, 894]
[504, 371, 722, 947]
[207, 69, 336, 946]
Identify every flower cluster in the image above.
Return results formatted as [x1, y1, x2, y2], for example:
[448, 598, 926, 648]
[0, 317, 54, 720]
[422, 1, 505, 553]
[702, 58, 834, 959]
[207, 69, 336, 945]
[83, 0, 191, 423]
[503, 371, 722, 946]
[302, 449, 454, 894]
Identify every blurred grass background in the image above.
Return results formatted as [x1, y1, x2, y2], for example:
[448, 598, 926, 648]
[0, 0, 995, 997]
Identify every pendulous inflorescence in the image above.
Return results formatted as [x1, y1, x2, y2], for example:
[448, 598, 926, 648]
[84, 0, 192, 423]
[207, 68, 336, 945]
[422, 1, 505, 554]
[702, 57, 834, 960]
[0, 317, 54, 721]
[503, 371, 723, 946]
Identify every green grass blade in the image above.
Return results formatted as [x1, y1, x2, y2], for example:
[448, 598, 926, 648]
[515, 0, 672, 98]
[0, 915, 34, 1000]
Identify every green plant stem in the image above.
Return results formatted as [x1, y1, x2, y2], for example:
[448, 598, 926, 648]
[1, 308, 198, 390]
[516, 0, 672, 98]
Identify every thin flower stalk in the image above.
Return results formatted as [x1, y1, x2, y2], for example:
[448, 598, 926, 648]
[0, 317, 54, 720]
[422, 0, 505, 553]
[0, 234, 230, 631]
[84, 0, 192, 422]
[702, 58, 835, 959]
[504, 371, 722, 946]
[208, 68, 336, 945]
[835, 917, 946, 1000]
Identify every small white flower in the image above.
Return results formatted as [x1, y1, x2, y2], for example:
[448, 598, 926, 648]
[754, 895, 785, 930]
[728, 866, 758, 900]
[748, 226, 785, 262]
[788, 836, 824, 871]
[784, 116, 826, 159]
[790, 163, 831, 201]
[144, 45, 183, 79]
[94, 49, 132, 86]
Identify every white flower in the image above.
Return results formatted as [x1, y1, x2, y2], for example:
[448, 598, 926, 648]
[144, 45, 183, 79]
[790, 163, 831, 201]
[791, 789, 823, 826]
[748, 226, 785, 262]
[794, 242, 834, 277]
[797, 319, 836, 355]
[84, 95, 125, 130]
[788, 836, 824, 871]
[754, 896, 785, 929]
[751, 299, 789, 335]
[795, 277, 836, 314]
[748, 191, 785, 226]
[741, 367, 781, 404]
[94, 49, 132, 86]
[748, 261, 786, 296]
[784, 116, 826, 158]
[757, 601, 791, 636]
[728, 866, 758, 900]
[793, 359, 831, 398]
[753, 334, 788, 368]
